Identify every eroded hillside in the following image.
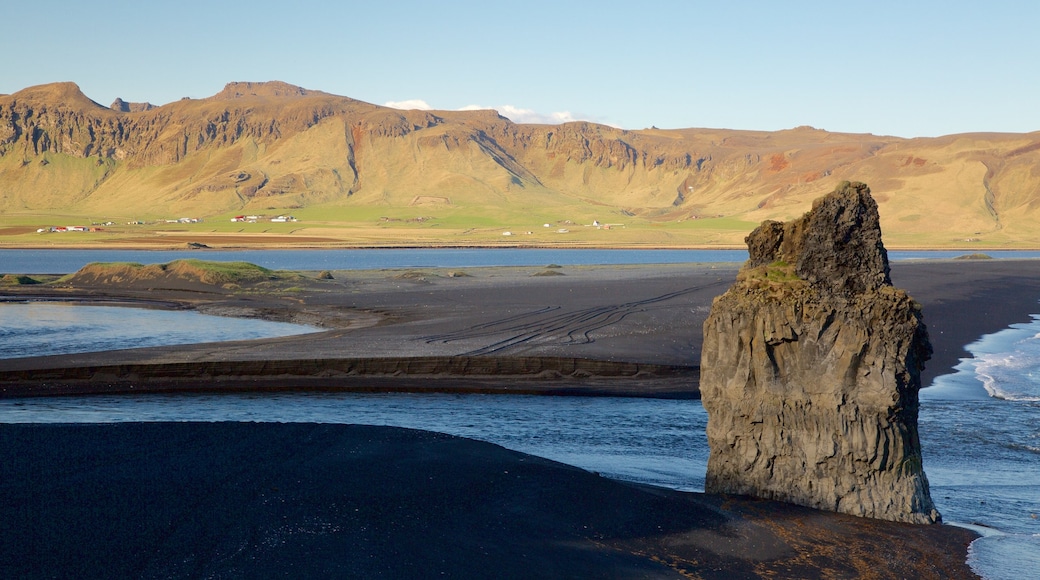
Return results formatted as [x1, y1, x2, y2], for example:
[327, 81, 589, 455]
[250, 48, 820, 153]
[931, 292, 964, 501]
[2, 81, 1038, 247]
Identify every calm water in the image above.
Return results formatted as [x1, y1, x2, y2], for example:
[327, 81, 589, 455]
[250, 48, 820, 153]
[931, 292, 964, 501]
[0, 248, 749, 274]
[0, 393, 709, 493]
[0, 303, 319, 359]
[4, 248, 1040, 275]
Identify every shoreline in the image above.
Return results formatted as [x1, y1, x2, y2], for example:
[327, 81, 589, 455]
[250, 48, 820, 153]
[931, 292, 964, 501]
[3, 239, 1038, 251]
[2, 260, 1038, 398]
[4, 240, 751, 251]
[0, 421, 980, 578]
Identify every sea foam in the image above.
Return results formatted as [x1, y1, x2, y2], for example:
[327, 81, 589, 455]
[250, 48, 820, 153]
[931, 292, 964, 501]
[971, 315, 1040, 402]
[927, 314, 1040, 402]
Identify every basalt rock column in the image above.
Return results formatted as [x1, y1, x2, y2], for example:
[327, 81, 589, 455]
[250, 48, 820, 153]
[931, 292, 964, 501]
[700, 181, 940, 524]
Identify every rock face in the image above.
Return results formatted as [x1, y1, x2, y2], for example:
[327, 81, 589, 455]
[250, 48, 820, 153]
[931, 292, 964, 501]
[700, 181, 940, 524]
[110, 98, 155, 112]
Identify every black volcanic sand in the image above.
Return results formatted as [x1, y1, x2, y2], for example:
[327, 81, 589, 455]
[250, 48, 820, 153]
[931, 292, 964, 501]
[0, 263, 732, 397]
[1, 259, 1038, 396]
[0, 422, 978, 579]
[2, 259, 1038, 578]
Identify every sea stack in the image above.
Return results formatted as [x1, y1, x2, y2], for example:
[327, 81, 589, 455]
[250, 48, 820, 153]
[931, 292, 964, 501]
[700, 181, 940, 524]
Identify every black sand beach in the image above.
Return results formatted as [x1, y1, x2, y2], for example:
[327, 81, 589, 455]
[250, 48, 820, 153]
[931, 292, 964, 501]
[3, 260, 1037, 396]
[1, 422, 979, 579]
[3, 259, 1037, 577]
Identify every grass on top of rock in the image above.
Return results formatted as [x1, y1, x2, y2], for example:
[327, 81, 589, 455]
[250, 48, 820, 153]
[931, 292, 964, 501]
[739, 261, 805, 286]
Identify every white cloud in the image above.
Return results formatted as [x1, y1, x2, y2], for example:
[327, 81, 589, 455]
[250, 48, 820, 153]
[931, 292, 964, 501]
[457, 103, 579, 125]
[383, 99, 433, 110]
[384, 99, 615, 126]
[496, 105, 577, 125]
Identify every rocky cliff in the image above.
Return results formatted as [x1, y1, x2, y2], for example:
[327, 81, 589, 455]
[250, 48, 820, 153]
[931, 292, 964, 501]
[110, 98, 155, 112]
[700, 181, 940, 524]
[1, 81, 1039, 246]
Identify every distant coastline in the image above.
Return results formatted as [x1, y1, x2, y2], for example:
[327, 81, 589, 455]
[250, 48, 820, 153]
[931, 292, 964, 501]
[2, 239, 1039, 251]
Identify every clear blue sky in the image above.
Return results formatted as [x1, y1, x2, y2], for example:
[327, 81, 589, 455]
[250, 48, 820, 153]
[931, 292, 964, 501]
[3, 1, 1037, 138]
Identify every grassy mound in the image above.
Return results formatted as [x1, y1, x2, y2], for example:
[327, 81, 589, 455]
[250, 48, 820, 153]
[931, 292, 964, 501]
[953, 253, 993, 260]
[0, 274, 41, 285]
[59, 259, 284, 288]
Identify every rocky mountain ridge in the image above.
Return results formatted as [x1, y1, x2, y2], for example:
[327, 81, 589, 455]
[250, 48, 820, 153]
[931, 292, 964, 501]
[2, 81, 1039, 246]
[110, 98, 156, 113]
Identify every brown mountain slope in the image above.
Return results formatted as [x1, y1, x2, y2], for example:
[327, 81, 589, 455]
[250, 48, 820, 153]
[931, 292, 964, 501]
[2, 81, 1038, 247]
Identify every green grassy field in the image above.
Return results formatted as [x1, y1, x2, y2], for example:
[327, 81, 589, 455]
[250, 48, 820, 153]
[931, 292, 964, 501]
[3, 205, 1034, 249]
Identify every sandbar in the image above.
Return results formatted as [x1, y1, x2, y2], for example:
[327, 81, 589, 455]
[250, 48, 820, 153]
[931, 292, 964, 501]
[2, 259, 1038, 397]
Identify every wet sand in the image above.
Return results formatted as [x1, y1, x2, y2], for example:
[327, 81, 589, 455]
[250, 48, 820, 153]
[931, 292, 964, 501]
[2, 259, 1037, 577]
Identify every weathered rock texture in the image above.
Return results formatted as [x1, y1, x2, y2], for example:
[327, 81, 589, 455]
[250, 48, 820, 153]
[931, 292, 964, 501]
[701, 181, 941, 524]
[109, 98, 155, 112]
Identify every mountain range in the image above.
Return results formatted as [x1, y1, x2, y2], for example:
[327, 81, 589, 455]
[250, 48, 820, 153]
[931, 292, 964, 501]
[1, 81, 1038, 247]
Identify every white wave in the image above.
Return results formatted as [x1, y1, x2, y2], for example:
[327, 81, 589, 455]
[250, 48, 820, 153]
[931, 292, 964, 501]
[967, 532, 1040, 580]
[967, 318, 1040, 402]
[952, 522, 1005, 537]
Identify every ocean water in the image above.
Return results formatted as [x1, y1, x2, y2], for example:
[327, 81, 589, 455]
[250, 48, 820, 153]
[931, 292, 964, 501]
[920, 315, 1040, 579]
[0, 303, 319, 359]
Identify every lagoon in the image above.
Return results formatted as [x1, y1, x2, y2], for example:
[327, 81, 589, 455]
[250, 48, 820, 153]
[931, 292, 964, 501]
[1, 248, 748, 274]
[0, 303, 320, 360]
[4, 248, 1040, 275]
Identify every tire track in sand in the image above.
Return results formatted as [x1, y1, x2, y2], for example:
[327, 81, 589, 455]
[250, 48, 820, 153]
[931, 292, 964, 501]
[422, 281, 728, 356]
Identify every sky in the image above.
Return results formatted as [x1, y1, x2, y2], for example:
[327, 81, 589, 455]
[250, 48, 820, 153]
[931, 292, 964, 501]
[2, 1, 1037, 138]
